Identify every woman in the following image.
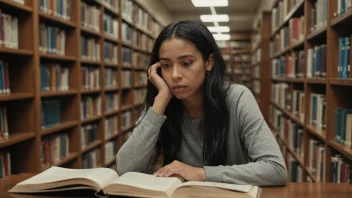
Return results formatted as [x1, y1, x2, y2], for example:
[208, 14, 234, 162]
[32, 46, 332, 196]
[116, 20, 287, 186]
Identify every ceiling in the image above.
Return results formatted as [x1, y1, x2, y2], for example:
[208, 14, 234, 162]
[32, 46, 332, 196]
[160, 0, 261, 32]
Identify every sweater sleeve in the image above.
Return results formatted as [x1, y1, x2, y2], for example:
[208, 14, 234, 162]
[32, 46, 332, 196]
[203, 86, 288, 186]
[116, 107, 166, 176]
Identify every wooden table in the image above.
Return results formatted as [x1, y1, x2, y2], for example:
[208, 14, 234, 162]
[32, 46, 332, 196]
[0, 174, 351, 198]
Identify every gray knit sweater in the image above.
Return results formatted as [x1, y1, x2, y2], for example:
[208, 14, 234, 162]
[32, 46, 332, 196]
[116, 84, 288, 186]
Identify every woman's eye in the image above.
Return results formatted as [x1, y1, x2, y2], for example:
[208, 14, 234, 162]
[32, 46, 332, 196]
[182, 61, 192, 67]
[161, 64, 170, 68]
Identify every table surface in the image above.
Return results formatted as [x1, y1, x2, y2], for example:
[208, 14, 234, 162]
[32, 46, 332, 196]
[0, 174, 352, 198]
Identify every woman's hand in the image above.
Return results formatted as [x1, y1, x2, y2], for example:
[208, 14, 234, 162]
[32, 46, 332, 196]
[153, 160, 206, 181]
[148, 62, 172, 98]
[148, 62, 173, 115]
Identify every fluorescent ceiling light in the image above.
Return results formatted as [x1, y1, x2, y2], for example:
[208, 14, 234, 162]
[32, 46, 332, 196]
[213, 34, 230, 40]
[191, 0, 228, 7]
[207, 26, 230, 32]
[200, 15, 229, 22]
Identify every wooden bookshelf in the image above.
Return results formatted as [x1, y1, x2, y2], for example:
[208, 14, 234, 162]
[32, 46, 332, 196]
[0, 0, 162, 176]
[250, 12, 271, 122]
[253, 0, 352, 184]
[221, 32, 252, 91]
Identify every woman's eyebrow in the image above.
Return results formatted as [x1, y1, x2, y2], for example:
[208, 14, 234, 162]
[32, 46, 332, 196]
[159, 54, 194, 61]
[159, 57, 170, 61]
[177, 54, 194, 60]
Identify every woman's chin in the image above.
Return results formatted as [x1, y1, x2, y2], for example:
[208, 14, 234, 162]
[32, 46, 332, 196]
[172, 92, 188, 100]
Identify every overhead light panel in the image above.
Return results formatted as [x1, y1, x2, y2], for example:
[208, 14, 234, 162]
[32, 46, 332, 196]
[213, 34, 230, 40]
[207, 26, 230, 32]
[200, 15, 229, 22]
[191, 0, 228, 7]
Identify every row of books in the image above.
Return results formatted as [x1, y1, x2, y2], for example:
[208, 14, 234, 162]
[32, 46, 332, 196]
[40, 133, 69, 170]
[335, 107, 352, 147]
[252, 66, 260, 78]
[282, 144, 352, 184]
[0, 152, 10, 178]
[309, 93, 327, 130]
[288, 16, 305, 44]
[103, 13, 118, 39]
[133, 51, 150, 69]
[41, 99, 61, 129]
[40, 64, 70, 92]
[308, 139, 326, 182]
[102, 0, 119, 11]
[122, 47, 132, 67]
[81, 66, 100, 90]
[0, 60, 10, 95]
[82, 148, 100, 169]
[134, 31, 153, 52]
[81, 124, 98, 149]
[134, 89, 146, 105]
[134, 72, 147, 87]
[334, 0, 352, 18]
[104, 141, 117, 164]
[104, 68, 117, 88]
[251, 49, 261, 65]
[105, 115, 118, 139]
[307, 44, 327, 78]
[233, 54, 250, 62]
[39, 0, 71, 21]
[330, 154, 352, 183]
[106, 93, 119, 113]
[253, 80, 260, 95]
[0, 11, 18, 49]
[288, 155, 303, 182]
[121, 110, 132, 129]
[271, 107, 304, 158]
[121, 70, 132, 87]
[81, 36, 100, 61]
[271, 83, 305, 121]
[80, 1, 100, 32]
[217, 40, 251, 49]
[338, 36, 351, 79]
[122, 50, 153, 69]
[122, 23, 133, 44]
[310, 0, 327, 33]
[271, 17, 305, 54]
[104, 41, 118, 64]
[81, 95, 102, 120]
[271, 50, 305, 78]
[0, 106, 8, 140]
[39, 23, 66, 55]
[271, 0, 302, 33]
[121, 0, 162, 37]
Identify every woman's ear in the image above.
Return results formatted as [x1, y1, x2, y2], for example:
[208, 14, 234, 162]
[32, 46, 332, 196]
[206, 53, 215, 72]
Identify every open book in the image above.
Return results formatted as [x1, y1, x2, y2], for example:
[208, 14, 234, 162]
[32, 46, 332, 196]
[9, 166, 261, 198]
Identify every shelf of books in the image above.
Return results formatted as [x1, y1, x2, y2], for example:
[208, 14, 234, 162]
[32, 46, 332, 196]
[0, 0, 162, 178]
[218, 33, 252, 90]
[255, 0, 352, 184]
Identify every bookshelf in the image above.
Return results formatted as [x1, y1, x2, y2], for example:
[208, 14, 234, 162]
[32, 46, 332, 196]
[253, 0, 352, 184]
[219, 33, 252, 90]
[251, 11, 271, 122]
[0, 0, 163, 177]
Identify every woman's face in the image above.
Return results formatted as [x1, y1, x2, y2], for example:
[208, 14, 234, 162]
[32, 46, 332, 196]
[159, 38, 213, 100]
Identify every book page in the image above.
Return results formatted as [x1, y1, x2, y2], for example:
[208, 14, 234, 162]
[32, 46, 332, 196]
[109, 172, 182, 193]
[18, 166, 119, 189]
[177, 181, 253, 192]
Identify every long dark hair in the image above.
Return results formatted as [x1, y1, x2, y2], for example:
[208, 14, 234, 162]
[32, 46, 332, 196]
[143, 20, 230, 167]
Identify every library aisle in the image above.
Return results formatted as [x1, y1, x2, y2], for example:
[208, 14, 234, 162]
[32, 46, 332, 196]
[0, 0, 351, 186]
